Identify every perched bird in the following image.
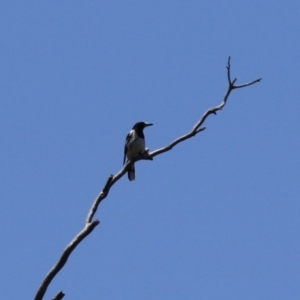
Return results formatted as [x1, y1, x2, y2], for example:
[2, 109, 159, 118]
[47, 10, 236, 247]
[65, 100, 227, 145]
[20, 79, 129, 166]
[123, 121, 153, 181]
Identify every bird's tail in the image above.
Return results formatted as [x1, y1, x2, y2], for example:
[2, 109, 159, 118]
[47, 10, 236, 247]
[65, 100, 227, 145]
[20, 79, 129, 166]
[128, 163, 135, 181]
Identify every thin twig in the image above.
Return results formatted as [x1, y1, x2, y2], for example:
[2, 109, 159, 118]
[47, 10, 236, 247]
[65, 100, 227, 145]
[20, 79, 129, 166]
[52, 291, 65, 300]
[233, 78, 262, 89]
[35, 57, 261, 300]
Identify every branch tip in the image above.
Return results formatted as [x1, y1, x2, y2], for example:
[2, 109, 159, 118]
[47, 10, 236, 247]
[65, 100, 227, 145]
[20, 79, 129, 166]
[93, 219, 100, 226]
[227, 57, 232, 83]
[52, 291, 65, 300]
[196, 127, 206, 133]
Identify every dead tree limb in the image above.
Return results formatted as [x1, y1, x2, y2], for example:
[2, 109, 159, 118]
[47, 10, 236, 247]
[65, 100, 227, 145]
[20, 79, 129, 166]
[34, 57, 261, 300]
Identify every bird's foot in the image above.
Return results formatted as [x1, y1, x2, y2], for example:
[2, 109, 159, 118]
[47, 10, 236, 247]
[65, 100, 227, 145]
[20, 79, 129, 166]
[138, 149, 153, 160]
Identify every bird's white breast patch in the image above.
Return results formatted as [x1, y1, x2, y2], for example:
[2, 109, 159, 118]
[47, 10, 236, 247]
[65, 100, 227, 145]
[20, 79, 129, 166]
[126, 130, 146, 160]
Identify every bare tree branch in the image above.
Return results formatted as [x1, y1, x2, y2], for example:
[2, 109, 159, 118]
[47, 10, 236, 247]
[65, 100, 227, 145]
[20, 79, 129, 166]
[34, 221, 99, 300]
[52, 291, 65, 300]
[150, 57, 261, 158]
[34, 57, 261, 300]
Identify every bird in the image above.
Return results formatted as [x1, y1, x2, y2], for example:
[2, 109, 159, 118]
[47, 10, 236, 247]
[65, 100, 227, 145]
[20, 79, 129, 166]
[123, 121, 153, 181]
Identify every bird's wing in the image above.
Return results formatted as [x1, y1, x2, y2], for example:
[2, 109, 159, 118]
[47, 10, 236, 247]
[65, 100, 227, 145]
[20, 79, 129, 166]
[123, 132, 131, 164]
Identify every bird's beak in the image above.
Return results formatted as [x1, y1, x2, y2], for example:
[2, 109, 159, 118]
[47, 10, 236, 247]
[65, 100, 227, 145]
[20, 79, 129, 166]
[144, 123, 153, 127]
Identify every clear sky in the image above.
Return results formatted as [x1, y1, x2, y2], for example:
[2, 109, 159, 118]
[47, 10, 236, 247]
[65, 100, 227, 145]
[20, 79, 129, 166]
[0, 1, 299, 299]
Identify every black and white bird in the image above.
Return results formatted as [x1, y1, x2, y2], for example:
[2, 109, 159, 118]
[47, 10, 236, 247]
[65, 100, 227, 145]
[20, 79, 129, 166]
[123, 121, 153, 181]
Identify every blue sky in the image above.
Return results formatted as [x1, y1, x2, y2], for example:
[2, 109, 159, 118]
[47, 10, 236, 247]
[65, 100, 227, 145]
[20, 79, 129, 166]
[0, 1, 299, 299]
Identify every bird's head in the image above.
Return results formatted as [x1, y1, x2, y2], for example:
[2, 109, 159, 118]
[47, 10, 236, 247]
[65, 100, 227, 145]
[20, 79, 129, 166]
[132, 122, 153, 130]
